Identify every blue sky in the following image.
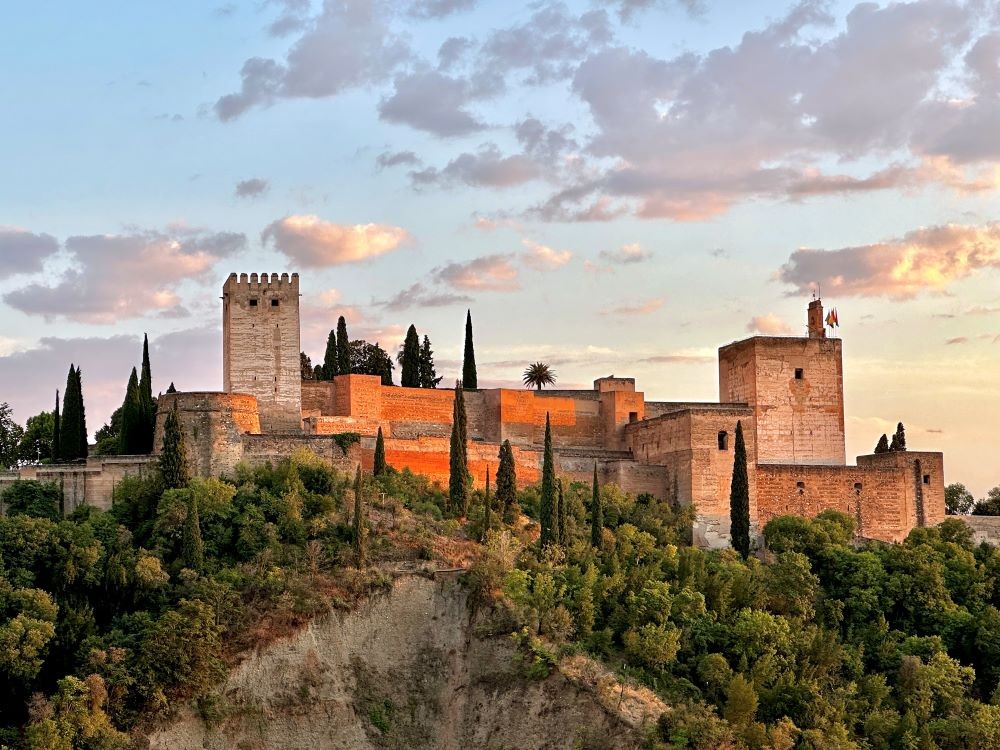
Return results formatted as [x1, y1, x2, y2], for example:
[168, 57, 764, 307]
[1, 0, 999, 495]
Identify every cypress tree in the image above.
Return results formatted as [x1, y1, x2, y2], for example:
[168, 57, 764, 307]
[139, 333, 155, 452]
[540, 413, 555, 547]
[557, 478, 567, 546]
[889, 422, 906, 452]
[455, 384, 468, 466]
[118, 367, 142, 454]
[590, 463, 603, 550]
[448, 386, 468, 514]
[401, 324, 421, 387]
[313, 364, 323, 381]
[874, 434, 889, 454]
[59, 365, 82, 460]
[75, 367, 88, 458]
[353, 466, 366, 568]
[418, 335, 440, 388]
[373, 426, 387, 476]
[462, 310, 477, 389]
[182, 492, 204, 572]
[166, 382, 177, 394]
[482, 468, 492, 541]
[322, 329, 338, 380]
[336, 316, 350, 375]
[729, 420, 751, 559]
[160, 402, 190, 490]
[52, 390, 61, 462]
[496, 440, 516, 521]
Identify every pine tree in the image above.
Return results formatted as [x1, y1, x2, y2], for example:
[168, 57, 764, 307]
[118, 367, 142, 454]
[729, 420, 751, 559]
[322, 329, 338, 380]
[353, 466, 366, 568]
[874, 434, 890, 454]
[418, 335, 441, 388]
[182, 492, 204, 572]
[590, 463, 603, 550]
[496, 440, 516, 522]
[60, 365, 83, 460]
[448, 386, 468, 514]
[373, 426, 387, 476]
[556, 478, 567, 546]
[400, 324, 421, 387]
[52, 390, 61, 462]
[75, 367, 88, 458]
[160, 402, 190, 490]
[336, 316, 350, 375]
[540, 413, 555, 547]
[889, 422, 906, 452]
[139, 333, 155, 453]
[482, 468, 492, 541]
[462, 310, 477, 389]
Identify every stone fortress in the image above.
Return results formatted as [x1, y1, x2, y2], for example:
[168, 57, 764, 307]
[4, 271, 946, 547]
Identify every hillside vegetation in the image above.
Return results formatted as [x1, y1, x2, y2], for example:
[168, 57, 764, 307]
[2, 451, 1000, 749]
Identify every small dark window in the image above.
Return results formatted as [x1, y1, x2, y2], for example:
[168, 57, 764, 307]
[794, 368, 804, 380]
[629, 411, 638, 423]
[796, 481, 805, 492]
[718, 431, 728, 450]
[854, 482, 862, 493]
[249, 298, 258, 307]
[923, 474, 930, 485]
[271, 298, 279, 307]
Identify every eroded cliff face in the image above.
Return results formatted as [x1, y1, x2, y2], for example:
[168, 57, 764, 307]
[147, 576, 653, 750]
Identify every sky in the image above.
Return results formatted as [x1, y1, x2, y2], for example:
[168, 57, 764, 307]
[1, 0, 999, 496]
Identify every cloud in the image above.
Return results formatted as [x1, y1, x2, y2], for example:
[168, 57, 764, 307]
[375, 282, 473, 311]
[520, 239, 572, 270]
[639, 352, 713, 364]
[603, 298, 664, 316]
[261, 215, 409, 267]
[747, 313, 793, 335]
[777, 222, 1000, 299]
[3, 227, 245, 323]
[0, 227, 60, 279]
[376, 150, 422, 169]
[215, 0, 409, 121]
[946, 336, 969, 345]
[411, 144, 540, 188]
[433, 254, 519, 291]
[603, 1, 704, 21]
[408, 0, 477, 20]
[235, 177, 270, 198]
[599, 242, 649, 264]
[378, 69, 493, 136]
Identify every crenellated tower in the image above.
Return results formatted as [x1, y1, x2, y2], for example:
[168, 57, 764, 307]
[223, 272, 302, 432]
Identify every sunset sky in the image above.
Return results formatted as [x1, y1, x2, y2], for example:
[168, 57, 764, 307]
[1, 0, 999, 495]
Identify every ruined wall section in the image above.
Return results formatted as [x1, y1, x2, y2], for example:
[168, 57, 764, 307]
[1, 456, 155, 514]
[223, 273, 301, 432]
[719, 336, 845, 466]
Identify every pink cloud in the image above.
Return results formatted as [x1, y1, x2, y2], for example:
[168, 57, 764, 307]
[433, 254, 520, 291]
[262, 215, 410, 267]
[602, 298, 664, 316]
[520, 239, 572, 270]
[747, 313, 793, 335]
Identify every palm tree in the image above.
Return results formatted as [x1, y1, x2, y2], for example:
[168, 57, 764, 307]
[523, 362, 556, 390]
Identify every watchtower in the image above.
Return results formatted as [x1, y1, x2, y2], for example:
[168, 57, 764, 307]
[222, 273, 302, 432]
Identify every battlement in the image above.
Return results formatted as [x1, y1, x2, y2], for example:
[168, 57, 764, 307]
[224, 272, 299, 293]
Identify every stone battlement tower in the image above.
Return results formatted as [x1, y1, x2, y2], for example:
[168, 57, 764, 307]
[223, 272, 302, 432]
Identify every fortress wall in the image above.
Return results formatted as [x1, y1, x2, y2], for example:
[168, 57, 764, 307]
[961, 516, 1000, 546]
[242, 434, 358, 473]
[374, 437, 542, 490]
[301, 381, 335, 417]
[333, 374, 382, 419]
[305, 416, 383, 437]
[858, 451, 946, 530]
[154, 392, 260, 478]
[600, 389, 646, 451]
[1, 455, 156, 514]
[497, 390, 604, 449]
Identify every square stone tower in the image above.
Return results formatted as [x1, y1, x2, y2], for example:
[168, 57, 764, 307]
[718, 300, 845, 466]
[223, 272, 302, 432]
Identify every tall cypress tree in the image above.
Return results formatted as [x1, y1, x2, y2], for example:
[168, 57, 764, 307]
[118, 367, 142, 454]
[75, 367, 88, 458]
[540, 413, 555, 547]
[462, 310, 477, 389]
[336, 316, 351, 375]
[889, 422, 906, 452]
[874, 434, 890, 454]
[729, 420, 751, 559]
[449, 385, 468, 514]
[139, 334, 155, 453]
[418, 335, 440, 388]
[52, 390, 61, 462]
[482, 468, 492, 541]
[322, 329, 338, 380]
[160, 402, 190, 490]
[590, 463, 603, 550]
[182, 492, 204, 572]
[373, 426, 387, 476]
[556, 478, 566, 546]
[59, 365, 83, 460]
[455, 384, 468, 467]
[353, 466, 366, 568]
[400, 324, 421, 388]
[496, 440, 516, 522]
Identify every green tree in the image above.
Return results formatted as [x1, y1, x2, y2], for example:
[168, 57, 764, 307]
[522, 362, 556, 390]
[590, 463, 603, 549]
[17, 410, 54, 464]
[0, 403, 24, 470]
[139, 333, 155, 453]
[723, 673, 758, 727]
[118, 367, 143, 455]
[349, 340, 395, 385]
[353, 466, 366, 567]
[556, 478, 566, 546]
[1, 480, 60, 520]
[945, 483, 975, 515]
[166, 382, 177, 393]
[75, 367, 88, 459]
[25, 674, 129, 750]
[399, 324, 421, 388]
[336, 315, 350, 374]
[973, 486, 1000, 516]
[59, 365, 86, 460]
[159, 402, 190, 490]
[889, 421, 906, 451]
[182, 492, 204, 572]
[729, 420, 751, 558]
[322, 327, 338, 379]
[373, 426, 387, 476]
[313, 364, 323, 380]
[93, 406, 123, 456]
[52, 390, 60, 461]
[449, 386, 468, 514]
[496, 440, 516, 521]
[539, 413, 556, 547]
[874, 433, 889, 453]
[462, 309, 477, 389]
[482, 468, 492, 540]
[0, 580, 58, 682]
[418, 335, 441, 388]
[300, 351, 314, 379]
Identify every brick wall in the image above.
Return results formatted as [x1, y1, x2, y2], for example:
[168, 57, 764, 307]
[242, 434, 358, 474]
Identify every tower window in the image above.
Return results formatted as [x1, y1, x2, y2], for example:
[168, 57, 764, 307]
[629, 411, 638, 423]
[794, 368, 804, 380]
[796, 481, 805, 492]
[249, 299, 258, 307]
[717, 431, 728, 450]
[271, 299, 279, 307]
[923, 474, 930, 485]
[854, 482, 862, 493]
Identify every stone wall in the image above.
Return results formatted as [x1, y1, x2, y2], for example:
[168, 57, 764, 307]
[223, 272, 302, 431]
[858, 451, 946, 530]
[242, 434, 358, 474]
[961, 516, 1000, 546]
[1, 455, 156, 514]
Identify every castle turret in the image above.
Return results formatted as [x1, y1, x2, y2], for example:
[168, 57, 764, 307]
[807, 298, 826, 339]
